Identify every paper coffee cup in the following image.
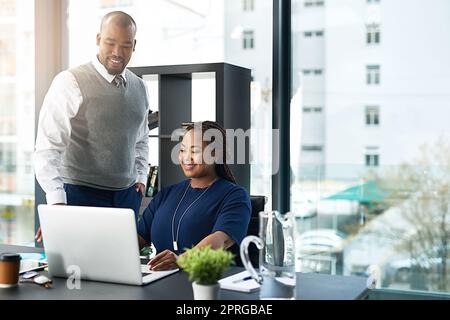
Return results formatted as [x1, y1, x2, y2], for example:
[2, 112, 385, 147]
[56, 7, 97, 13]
[0, 253, 21, 288]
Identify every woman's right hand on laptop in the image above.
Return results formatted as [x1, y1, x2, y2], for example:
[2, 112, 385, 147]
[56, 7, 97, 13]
[148, 250, 179, 271]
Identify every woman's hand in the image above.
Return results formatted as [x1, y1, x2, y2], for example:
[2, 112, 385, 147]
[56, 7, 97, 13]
[148, 250, 179, 271]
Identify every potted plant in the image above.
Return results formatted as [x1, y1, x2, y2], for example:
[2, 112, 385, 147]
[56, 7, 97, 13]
[177, 246, 234, 300]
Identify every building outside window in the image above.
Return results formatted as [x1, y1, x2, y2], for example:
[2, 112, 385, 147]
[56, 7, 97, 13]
[365, 106, 380, 125]
[366, 65, 380, 85]
[0, 0, 35, 246]
[292, 0, 450, 295]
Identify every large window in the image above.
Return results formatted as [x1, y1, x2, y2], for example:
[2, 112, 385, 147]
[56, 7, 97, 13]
[67, 0, 273, 207]
[0, 0, 35, 245]
[291, 0, 450, 294]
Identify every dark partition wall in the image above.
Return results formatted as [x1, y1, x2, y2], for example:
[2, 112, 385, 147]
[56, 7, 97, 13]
[129, 63, 251, 192]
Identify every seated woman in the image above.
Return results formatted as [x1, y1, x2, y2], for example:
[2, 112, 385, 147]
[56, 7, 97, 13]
[137, 121, 251, 271]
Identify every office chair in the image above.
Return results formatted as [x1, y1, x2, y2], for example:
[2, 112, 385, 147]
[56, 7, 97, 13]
[230, 195, 267, 268]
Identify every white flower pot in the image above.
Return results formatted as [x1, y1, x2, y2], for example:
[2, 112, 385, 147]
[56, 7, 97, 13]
[192, 281, 220, 300]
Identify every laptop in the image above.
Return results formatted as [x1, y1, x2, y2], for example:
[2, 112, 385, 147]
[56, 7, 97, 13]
[37, 204, 178, 286]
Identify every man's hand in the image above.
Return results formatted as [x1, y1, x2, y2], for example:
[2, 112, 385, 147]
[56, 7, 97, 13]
[35, 227, 43, 243]
[35, 203, 66, 242]
[135, 183, 145, 195]
[148, 250, 179, 271]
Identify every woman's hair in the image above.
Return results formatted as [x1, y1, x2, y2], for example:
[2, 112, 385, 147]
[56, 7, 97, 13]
[184, 121, 236, 184]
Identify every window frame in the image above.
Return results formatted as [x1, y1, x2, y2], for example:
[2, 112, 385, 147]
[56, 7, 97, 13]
[367, 23, 380, 45]
[243, 29, 255, 50]
[365, 105, 380, 126]
[242, 0, 255, 12]
[365, 153, 379, 167]
[366, 65, 380, 85]
[34, 0, 68, 247]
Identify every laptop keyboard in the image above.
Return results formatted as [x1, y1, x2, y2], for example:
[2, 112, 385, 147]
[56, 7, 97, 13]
[141, 264, 153, 276]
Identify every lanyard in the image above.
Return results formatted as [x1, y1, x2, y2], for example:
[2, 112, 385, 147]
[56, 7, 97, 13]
[171, 180, 215, 252]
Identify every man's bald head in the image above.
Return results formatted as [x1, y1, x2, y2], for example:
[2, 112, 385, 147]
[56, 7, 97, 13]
[100, 11, 137, 35]
[96, 11, 137, 75]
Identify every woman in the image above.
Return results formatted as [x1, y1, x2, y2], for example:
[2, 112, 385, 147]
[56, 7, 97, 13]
[137, 121, 251, 271]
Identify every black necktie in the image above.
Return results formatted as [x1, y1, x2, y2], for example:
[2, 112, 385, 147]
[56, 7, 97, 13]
[113, 75, 125, 88]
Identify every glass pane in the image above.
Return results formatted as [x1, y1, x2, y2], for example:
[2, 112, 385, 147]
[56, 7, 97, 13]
[291, 0, 450, 294]
[0, 0, 35, 245]
[67, 0, 273, 206]
[192, 72, 216, 122]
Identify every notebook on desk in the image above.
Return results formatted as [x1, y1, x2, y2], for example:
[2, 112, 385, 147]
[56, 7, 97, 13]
[219, 270, 260, 293]
[19, 253, 48, 274]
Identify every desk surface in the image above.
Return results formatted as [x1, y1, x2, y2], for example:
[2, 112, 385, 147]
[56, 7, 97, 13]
[0, 244, 369, 300]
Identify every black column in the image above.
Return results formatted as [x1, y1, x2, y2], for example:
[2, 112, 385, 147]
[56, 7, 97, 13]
[272, 0, 291, 213]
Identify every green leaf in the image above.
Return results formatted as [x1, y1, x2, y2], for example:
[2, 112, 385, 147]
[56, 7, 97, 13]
[140, 246, 153, 257]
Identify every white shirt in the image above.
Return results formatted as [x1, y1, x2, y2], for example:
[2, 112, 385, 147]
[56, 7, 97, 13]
[34, 56, 150, 204]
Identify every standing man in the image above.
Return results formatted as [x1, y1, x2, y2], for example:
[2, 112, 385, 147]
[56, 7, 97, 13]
[34, 11, 149, 241]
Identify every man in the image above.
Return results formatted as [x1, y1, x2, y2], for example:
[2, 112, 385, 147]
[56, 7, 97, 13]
[34, 11, 149, 241]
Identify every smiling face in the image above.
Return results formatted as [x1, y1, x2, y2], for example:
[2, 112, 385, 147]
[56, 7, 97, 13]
[96, 21, 136, 75]
[178, 129, 216, 180]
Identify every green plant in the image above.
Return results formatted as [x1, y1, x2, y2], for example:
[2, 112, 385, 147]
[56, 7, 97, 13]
[177, 246, 234, 285]
[140, 245, 153, 258]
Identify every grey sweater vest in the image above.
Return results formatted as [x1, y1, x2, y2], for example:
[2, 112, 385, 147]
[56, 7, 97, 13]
[61, 63, 148, 190]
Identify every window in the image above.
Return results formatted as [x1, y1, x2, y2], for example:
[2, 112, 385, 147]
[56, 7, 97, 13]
[242, 0, 254, 12]
[67, 0, 273, 210]
[291, 0, 450, 296]
[366, 65, 380, 85]
[365, 106, 379, 125]
[304, 0, 325, 7]
[302, 145, 323, 152]
[302, 69, 323, 76]
[0, 0, 35, 245]
[304, 30, 324, 38]
[367, 24, 380, 44]
[243, 30, 255, 49]
[365, 153, 379, 167]
[24, 151, 33, 175]
[303, 106, 323, 113]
